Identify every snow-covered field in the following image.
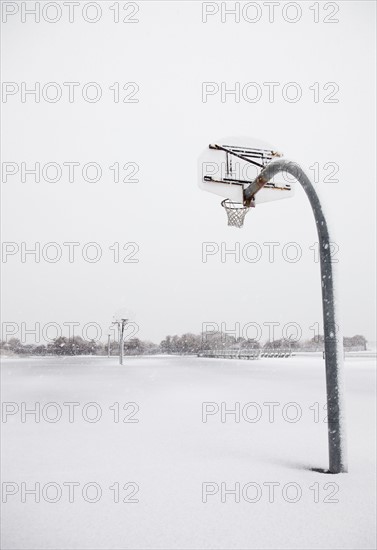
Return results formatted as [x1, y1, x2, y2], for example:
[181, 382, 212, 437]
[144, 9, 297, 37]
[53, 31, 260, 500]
[1, 354, 376, 550]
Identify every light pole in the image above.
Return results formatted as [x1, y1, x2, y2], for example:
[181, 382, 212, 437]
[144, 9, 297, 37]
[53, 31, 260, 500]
[114, 318, 128, 365]
[120, 319, 124, 365]
[244, 159, 347, 474]
[72, 325, 75, 355]
[107, 334, 111, 358]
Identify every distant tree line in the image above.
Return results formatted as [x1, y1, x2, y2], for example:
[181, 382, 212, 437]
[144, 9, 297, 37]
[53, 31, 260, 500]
[0, 332, 368, 356]
[0, 336, 100, 356]
[0, 336, 159, 356]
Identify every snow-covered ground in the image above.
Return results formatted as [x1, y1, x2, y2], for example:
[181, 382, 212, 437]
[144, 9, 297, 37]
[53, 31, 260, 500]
[1, 354, 376, 549]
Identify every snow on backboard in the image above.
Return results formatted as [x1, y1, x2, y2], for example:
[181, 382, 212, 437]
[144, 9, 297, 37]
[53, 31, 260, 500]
[198, 136, 295, 204]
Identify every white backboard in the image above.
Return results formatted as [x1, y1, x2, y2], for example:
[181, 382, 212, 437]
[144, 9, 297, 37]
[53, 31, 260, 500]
[198, 136, 295, 204]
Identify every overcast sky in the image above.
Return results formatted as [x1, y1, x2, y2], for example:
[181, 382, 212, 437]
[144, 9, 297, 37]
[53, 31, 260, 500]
[1, 1, 376, 345]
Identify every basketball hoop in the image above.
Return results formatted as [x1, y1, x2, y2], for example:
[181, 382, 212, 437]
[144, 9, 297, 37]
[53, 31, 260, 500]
[221, 199, 252, 228]
[199, 137, 347, 473]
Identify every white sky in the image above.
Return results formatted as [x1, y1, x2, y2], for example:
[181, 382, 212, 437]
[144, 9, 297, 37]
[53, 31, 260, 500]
[1, 1, 376, 345]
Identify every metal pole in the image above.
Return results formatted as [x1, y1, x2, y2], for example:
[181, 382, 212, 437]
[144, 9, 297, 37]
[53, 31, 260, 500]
[119, 319, 127, 365]
[244, 159, 347, 473]
[115, 323, 120, 363]
[107, 334, 111, 358]
[119, 322, 123, 365]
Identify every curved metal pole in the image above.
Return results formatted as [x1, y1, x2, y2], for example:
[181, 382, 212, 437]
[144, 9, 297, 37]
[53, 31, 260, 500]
[245, 159, 347, 474]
